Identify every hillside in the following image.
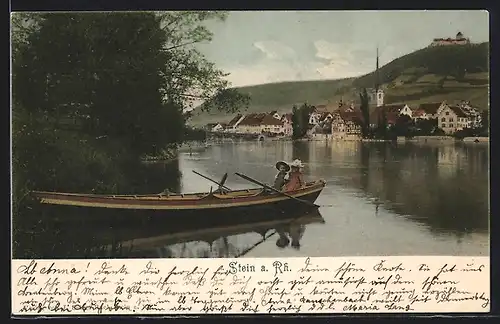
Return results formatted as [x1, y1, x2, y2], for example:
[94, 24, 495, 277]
[188, 42, 489, 126]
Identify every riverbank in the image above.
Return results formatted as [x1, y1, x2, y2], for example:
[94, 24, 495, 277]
[463, 137, 489, 143]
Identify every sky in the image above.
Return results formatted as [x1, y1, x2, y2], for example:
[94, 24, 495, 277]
[195, 10, 489, 88]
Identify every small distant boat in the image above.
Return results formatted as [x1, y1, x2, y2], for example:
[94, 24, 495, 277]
[177, 142, 211, 153]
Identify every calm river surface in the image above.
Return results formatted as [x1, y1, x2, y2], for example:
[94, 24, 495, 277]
[119, 140, 489, 259]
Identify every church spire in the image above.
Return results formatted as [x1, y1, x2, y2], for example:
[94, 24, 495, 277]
[375, 46, 380, 92]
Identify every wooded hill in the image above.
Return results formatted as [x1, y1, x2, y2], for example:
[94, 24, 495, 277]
[189, 42, 489, 126]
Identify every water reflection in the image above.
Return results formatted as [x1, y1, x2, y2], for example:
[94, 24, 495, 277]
[188, 141, 488, 239]
[97, 208, 325, 258]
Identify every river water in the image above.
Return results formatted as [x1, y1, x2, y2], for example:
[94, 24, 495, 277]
[116, 140, 489, 259]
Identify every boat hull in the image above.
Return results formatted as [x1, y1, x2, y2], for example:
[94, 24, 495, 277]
[31, 181, 326, 227]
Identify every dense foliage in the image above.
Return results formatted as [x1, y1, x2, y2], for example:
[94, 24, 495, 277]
[292, 103, 315, 139]
[359, 88, 370, 138]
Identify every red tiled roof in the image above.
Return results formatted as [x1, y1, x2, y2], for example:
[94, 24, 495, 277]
[261, 114, 284, 126]
[227, 114, 243, 127]
[381, 104, 407, 112]
[281, 113, 293, 122]
[418, 102, 443, 115]
[238, 113, 267, 126]
[448, 106, 468, 118]
[385, 112, 399, 125]
[413, 109, 426, 117]
[370, 106, 402, 125]
[333, 107, 364, 126]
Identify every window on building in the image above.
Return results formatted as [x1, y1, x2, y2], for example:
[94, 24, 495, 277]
[445, 112, 449, 115]
[442, 123, 446, 128]
[448, 118, 453, 122]
[450, 124, 454, 127]
[441, 117, 446, 122]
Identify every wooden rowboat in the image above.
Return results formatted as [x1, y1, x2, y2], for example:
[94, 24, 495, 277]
[31, 180, 325, 212]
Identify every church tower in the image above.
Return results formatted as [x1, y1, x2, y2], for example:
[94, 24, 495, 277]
[375, 46, 384, 107]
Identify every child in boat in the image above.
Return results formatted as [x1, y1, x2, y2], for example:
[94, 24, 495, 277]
[273, 161, 290, 190]
[283, 159, 305, 192]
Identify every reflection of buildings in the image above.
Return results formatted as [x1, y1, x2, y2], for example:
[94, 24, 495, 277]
[330, 140, 362, 159]
[437, 145, 460, 178]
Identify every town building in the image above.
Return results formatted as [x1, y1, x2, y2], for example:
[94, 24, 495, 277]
[458, 101, 482, 129]
[437, 104, 469, 134]
[269, 110, 282, 120]
[280, 113, 293, 136]
[308, 105, 330, 125]
[260, 114, 286, 135]
[415, 102, 446, 120]
[237, 113, 268, 134]
[369, 104, 412, 128]
[331, 106, 364, 140]
[224, 114, 245, 133]
[205, 123, 226, 132]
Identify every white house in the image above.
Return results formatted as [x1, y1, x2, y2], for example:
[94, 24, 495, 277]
[270, 110, 281, 120]
[437, 105, 468, 134]
[399, 104, 413, 118]
[308, 105, 330, 125]
[211, 123, 226, 132]
[260, 114, 286, 134]
[309, 111, 322, 125]
[459, 101, 482, 129]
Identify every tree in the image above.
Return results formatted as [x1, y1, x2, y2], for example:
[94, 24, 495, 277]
[375, 108, 388, 139]
[359, 88, 370, 138]
[415, 118, 437, 135]
[394, 115, 414, 137]
[291, 103, 314, 139]
[292, 105, 300, 139]
[12, 11, 249, 155]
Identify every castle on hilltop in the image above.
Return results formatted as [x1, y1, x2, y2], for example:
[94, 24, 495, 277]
[429, 32, 471, 47]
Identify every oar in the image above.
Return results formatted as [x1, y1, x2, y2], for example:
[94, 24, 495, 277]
[234, 172, 320, 208]
[234, 229, 277, 258]
[192, 170, 232, 191]
[219, 173, 228, 191]
[234, 215, 318, 258]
